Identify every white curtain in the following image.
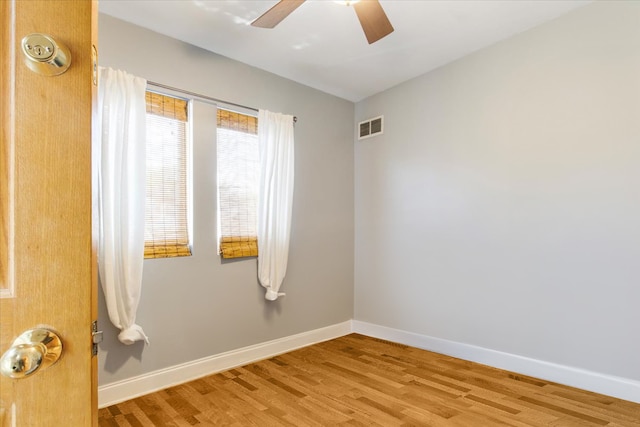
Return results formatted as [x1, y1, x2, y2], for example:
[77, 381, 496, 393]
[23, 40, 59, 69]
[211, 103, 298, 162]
[97, 67, 149, 344]
[257, 110, 295, 301]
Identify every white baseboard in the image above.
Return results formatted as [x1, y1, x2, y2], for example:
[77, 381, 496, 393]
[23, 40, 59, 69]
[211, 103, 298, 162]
[98, 320, 352, 408]
[352, 320, 640, 404]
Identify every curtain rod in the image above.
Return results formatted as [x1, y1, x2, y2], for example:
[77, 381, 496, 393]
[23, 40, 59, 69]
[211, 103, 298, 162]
[147, 81, 297, 123]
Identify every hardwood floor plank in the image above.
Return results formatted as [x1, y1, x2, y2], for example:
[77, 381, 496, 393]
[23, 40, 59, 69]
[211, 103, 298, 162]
[464, 393, 522, 415]
[415, 373, 473, 393]
[123, 413, 146, 427]
[405, 377, 465, 400]
[538, 389, 640, 425]
[401, 392, 464, 420]
[99, 334, 640, 426]
[296, 396, 353, 424]
[518, 395, 610, 425]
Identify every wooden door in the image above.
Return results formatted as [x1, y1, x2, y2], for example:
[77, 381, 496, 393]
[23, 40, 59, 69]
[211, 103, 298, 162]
[1, 1, 97, 425]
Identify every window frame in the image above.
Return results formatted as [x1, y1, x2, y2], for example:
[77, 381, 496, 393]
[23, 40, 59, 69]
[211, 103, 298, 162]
[215, 106, 260, 259]
[143, 89, 193, 259]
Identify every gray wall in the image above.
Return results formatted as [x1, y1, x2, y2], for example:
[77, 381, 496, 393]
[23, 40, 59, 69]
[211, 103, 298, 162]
[354, 0, 640, 381]
[98, 14, 354, 385]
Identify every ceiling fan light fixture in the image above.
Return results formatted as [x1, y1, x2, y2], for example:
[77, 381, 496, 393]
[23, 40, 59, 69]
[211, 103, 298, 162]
[333, 0, 360, 6]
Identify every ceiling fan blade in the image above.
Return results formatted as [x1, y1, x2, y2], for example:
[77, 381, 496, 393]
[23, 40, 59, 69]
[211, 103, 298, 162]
[353, 0, 394, 44]
[251, 0, 306, 28]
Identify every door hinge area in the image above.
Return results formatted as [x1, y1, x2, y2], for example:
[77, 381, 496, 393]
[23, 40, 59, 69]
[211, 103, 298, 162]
[91, 320, 103, 356]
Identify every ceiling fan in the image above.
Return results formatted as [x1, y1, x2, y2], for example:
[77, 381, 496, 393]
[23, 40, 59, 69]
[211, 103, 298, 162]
[251, 0, 394, 45]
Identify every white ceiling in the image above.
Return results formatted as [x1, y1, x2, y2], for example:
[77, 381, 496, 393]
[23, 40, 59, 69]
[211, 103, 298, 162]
[99, 0, 591, 102]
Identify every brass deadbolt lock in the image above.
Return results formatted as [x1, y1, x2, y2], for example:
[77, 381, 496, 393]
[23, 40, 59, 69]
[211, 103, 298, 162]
[21, 33, 71, 76]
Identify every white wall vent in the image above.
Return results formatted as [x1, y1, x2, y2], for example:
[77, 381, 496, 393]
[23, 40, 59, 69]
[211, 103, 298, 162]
[358, 115, 383, 140]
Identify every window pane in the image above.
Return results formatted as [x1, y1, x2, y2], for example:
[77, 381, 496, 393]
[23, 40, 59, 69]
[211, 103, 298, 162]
[217, 109, 259, 258]
[144, 91, 191, 259]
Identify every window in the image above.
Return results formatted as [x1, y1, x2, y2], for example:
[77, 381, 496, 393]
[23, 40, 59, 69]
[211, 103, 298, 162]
[216, 108, 259, 259]
[144, 91, 191, 258]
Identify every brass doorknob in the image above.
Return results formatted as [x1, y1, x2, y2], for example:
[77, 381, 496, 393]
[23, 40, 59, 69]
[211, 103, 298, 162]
[0, 329, 62, 379]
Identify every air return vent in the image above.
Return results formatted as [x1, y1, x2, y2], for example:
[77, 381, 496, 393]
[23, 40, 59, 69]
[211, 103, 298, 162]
[358, 115, 383, 140]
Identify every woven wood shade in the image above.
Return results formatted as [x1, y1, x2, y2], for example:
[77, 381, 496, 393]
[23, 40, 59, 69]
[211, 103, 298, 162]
[217, 108, 259, 259]
[144, 243, 191, 259]
[217, 109, 258, 134]
[219, 236, 258, 259]
[146, 91, 188, 121]
[144, 91, 191, 259]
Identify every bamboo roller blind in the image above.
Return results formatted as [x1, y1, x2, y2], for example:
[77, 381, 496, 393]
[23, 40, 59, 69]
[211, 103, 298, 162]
[217, 108, 259, 259]
[217, 109, 258, 134]
[144, 91, 191, 259]
[146, 91, 188, 121]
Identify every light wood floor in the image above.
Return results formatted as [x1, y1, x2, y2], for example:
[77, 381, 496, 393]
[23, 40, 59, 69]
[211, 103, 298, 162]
[98, 334, 640, 426]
